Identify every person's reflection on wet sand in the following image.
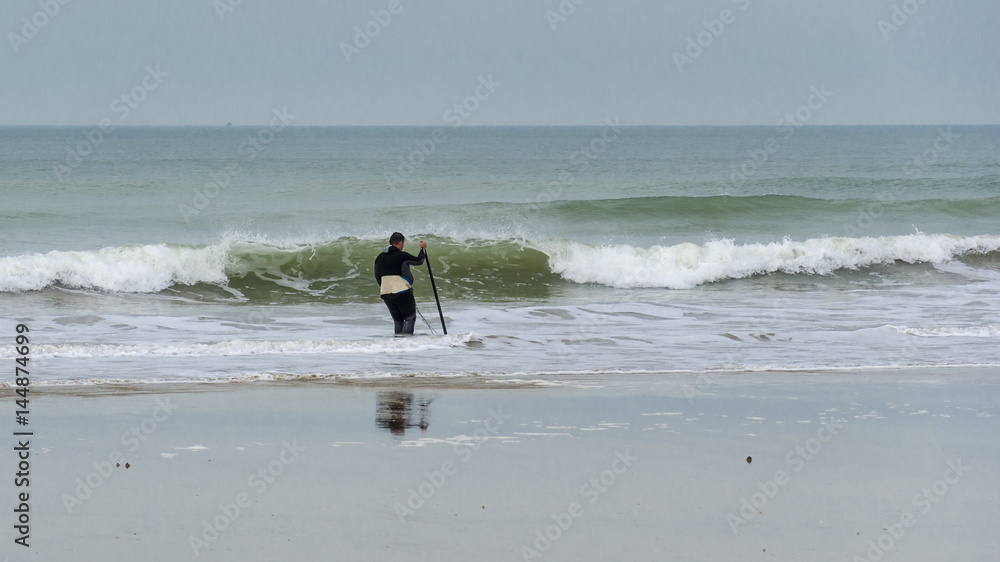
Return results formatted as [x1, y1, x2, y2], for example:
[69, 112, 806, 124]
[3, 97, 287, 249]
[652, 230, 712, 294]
[376, 391, 431, 436]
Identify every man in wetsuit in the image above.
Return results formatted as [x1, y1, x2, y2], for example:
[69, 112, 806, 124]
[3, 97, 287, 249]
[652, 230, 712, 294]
[373, 232, 427, 335]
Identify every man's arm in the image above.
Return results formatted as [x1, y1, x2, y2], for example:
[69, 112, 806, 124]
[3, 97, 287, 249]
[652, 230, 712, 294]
[403, 240, 428, 265]
[399, 244, 427, 283]
[402, 248, 426, 267]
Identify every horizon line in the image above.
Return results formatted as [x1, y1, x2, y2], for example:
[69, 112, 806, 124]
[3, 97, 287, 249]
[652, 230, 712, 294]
[1, 123, 997, 128]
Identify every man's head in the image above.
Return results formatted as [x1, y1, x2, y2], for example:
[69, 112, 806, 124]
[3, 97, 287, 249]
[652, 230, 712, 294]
[389, 232, 405, 249]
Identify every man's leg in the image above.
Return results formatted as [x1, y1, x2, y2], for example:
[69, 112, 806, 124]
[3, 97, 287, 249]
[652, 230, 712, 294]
[398, 290, 417, 334]
[382, 295, 404, 334]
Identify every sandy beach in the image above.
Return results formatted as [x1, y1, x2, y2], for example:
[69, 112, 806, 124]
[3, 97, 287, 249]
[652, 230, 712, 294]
[4, 371, 996, 561]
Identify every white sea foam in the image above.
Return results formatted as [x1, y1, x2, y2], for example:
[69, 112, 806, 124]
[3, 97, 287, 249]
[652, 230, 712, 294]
[887, 325, 1000, 338]
[540, 233, 1000, 289]
[5, 362, 999, 389]
[0, 243, 229, 292]
[3, 232, 998, 293]
[0, 333, 476, 358]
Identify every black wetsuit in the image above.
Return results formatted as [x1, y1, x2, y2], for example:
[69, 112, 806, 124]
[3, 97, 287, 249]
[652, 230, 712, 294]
[374, 246, 426, 334]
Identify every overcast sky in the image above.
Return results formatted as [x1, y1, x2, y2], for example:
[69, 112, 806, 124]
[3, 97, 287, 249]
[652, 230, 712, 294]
[1, 0, 997, 126]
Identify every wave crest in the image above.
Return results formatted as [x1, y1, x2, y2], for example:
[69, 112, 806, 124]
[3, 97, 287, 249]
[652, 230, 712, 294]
[0, 243, 228, 293]
[544, 233, 1000, 289]
[2, 233, 998, 296]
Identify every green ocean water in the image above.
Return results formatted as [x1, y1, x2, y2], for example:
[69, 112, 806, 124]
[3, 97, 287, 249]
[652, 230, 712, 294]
[2, 126, 998, 250]
[1, 126, 998, 384]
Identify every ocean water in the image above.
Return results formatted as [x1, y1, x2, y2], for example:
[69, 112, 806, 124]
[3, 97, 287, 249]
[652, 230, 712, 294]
[1, 126, 999, 386]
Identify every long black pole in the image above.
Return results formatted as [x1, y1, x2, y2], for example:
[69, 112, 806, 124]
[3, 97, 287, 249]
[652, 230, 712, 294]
[424, 248, 447, 335]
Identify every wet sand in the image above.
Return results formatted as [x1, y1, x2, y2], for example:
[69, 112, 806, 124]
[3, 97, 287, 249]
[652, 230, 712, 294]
[7, 371, 999, 561]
